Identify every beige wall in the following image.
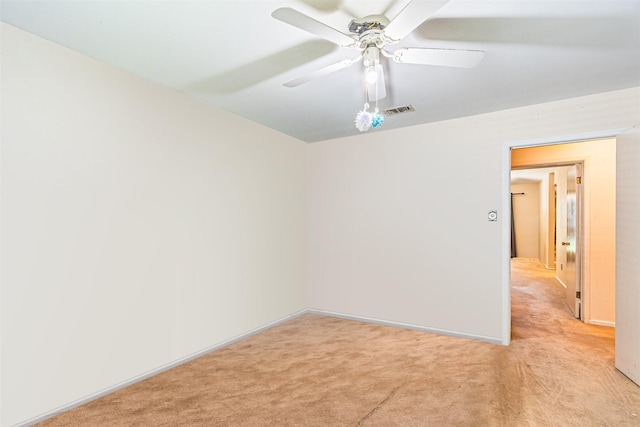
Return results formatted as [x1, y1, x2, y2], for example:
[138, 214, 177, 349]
[543, 173, 556, 269]
[1, 24, 308, 426]
[512, 139, 616, 325]
[554, 166, 570, 287]
[511, 182, 541, 259]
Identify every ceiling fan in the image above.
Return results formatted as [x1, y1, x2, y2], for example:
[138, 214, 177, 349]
[272, 0, 485, 102]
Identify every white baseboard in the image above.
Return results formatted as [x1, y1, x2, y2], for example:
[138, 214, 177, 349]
[306, 308, 504, 345]
[586, 319, 615, 327]
[555, 276, 568, 289]
[18, 308, 503, 426]
[17, 309, 308, 427]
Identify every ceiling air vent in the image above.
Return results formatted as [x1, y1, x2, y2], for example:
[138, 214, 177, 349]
[382, 104, 415, 116]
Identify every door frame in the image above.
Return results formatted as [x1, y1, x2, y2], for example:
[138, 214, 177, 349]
[501, 127, 629, 345]
[510, 162, 584, 319]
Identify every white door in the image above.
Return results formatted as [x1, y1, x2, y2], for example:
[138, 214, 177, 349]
[616, 128, 640, 386]
[564, 164, 582, 318]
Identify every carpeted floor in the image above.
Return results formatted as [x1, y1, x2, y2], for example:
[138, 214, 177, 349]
[38, 258, 640, 426]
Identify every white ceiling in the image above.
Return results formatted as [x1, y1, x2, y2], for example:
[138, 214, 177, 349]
[2, 0, 639, 143]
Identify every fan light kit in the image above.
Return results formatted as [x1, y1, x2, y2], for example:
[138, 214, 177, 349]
[272, 0, 484, 132]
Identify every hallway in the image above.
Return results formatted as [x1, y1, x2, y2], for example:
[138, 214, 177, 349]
[511, 257, 612, 342]
[508, 257, 638, 424]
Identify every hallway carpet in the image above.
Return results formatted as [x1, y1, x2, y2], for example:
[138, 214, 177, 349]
[38, 258, 639, 426]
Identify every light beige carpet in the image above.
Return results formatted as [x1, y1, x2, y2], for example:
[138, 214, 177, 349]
[38, 258, 639, 426]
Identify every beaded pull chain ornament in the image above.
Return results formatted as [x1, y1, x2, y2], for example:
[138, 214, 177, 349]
[371, 107, 384, 128]
[354, 103, 373, 132]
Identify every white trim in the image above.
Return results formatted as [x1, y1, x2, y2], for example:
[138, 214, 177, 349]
[16, 309, 308, 427]
[555, 276, 568, 289]
[502, 127, 631, 346]
[15, 307, 503, 426]
[307, 308, 504, 345]
[502, 145, 512, 345]
[13, 291, 617, 427]
[587, 319, 615, 327]
[504, 128, 631, 150]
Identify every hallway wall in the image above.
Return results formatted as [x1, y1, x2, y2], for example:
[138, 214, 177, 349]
[511, 182, 541, 259]
[541, 172, 556, 269]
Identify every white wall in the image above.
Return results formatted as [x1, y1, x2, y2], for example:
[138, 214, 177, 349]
[1, 24, 307, 426]
[615, 128, 640, 386]
[511, 182, 541, 259]
[308, 87, 640, 343]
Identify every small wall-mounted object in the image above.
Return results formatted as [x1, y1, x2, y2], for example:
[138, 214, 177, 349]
[488, 211, 498, 221]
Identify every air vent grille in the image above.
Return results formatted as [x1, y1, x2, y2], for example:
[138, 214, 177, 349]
[383, 104, 415, 116]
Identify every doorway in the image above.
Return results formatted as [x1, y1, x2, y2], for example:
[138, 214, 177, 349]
[510, 162, 584, 320]
[509, 138, 616, 328]
[502, 129, 640, 388]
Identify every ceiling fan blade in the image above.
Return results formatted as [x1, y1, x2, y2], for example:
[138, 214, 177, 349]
[366, 64, 386, 101]
[393, 48, 484, 68]
[284, 57, 361, 87]
[272, 7, 357, 48]
[384, 0, 450, 42]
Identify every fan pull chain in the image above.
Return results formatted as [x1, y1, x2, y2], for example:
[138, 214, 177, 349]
[354, 63, 384, 132]
[371, 64, 384, 129]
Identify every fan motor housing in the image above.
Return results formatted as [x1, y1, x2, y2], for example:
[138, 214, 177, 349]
[348, 15, 389, 35]
[363, 45, 381, 66]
